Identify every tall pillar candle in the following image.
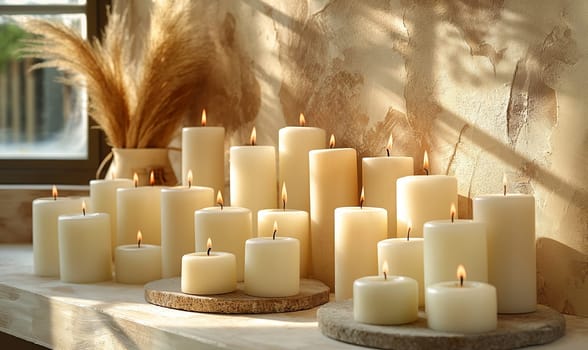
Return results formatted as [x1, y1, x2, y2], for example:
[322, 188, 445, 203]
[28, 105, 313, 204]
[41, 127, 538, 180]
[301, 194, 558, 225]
[362, 136, 413, 237]
[309, 135, 358, 290]
[278, 113, 326, 212]
[90, 178, 133, 257]
[334, 194, 387, 301]
[230, 127, 277, 234]
[397, 152, 457, 237]
[195, 193, 252, 281]
[117, 174, 162, 246]
[257, 183, 310, 277]
[161, 179, 214, 277]
[115, 232, 162, 284]
[32, 186, 83, 277]
[181, 110, 225, 193]
[58, 206, 112, 283]
[473, 190, 536, 313]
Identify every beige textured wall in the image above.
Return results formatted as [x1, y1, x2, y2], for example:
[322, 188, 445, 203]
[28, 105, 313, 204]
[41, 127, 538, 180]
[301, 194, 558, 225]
[123, 0, 587, 315]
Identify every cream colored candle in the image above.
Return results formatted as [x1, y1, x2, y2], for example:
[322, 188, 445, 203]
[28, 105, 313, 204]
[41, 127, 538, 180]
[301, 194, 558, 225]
[181, 110, 225, 193]
[117, 173, 162, 246]
[257, 183, 310, 277]
[397, 152, 458, 237]
[378, 235, 424, 306]
[230, 127, 277, 233]
[309, 135, 358, 290]
[334, 193, 387, 301]
[32, 186, 83, 277]
[161, 177, 214, 278]
[426, 265, 497, 333]
[424, 208, 488, 291]
[278, 113, 326, 212]
[362, 136, 413, 237]
[90, 178, 133, 256]
[194, 193, 252, 281]
[115, 231, 162, 284]
[58, 205, 112, 283]
[181, 238, 237, 295]
[473, 186, 536, 314]
[353, 264, 418, 325]
[244, 235, 300, 297]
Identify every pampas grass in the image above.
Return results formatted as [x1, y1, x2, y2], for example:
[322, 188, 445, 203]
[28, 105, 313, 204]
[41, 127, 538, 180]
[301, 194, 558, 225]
[21, 0, 210, 148]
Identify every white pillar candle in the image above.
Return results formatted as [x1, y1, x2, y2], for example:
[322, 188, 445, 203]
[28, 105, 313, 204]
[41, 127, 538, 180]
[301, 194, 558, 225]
[424, 209, 488, 291]
[278, 113, 326, 212]
[117, 174, 162, 246]
[58, 206, 112, 283]
[378, 236, 424, 306]
[115, 232, 162, 284]
[309, 135, 358, 290]
[244, 236, 300, 297]
[32, 186, 83, 277]
[354, 266, 418, 325]
[334, 195, 387, 301]
[473, 186, 536, 313]
[230, 127, 277, 234]
[362, 136, 413, 237]
[426, 265, 497, 333]
[397, 152, 458, 237]
[181, 110, 225, 193]
[195, 193, 252, 282]
[161, 178, 214, 278]
[257, 183, 310, 277]
[90, 178, 134, 257]
[181, 238, 237, 295]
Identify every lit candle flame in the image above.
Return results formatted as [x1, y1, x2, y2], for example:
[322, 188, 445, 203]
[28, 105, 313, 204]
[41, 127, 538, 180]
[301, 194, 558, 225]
[250, 126, 257, 146]
[52, 185, 58, 200]
[299, 113, 306, 126]
[207, 237, 212, 255]
[137, 230, 143, 248]
[450, 203, 456, 223]
[329, 134, 336, 148]
[82, 200, 86, 216]
[281, 181, 288, 210]
[382, 261, 389, 280]
[133, 173, 139, 187]
[359, 187, 365, 209]
[149, 170, 155, 186]
[187, 170, 193, 188]
[457, 264, 466, 287]
[273, 221, 278, 240]
[503, 173, 507, 196]
[423, 151, 430, 175]
[386, 135, 393, 157]
[201, 109, 207, 127]
[216, 190, 224, 209]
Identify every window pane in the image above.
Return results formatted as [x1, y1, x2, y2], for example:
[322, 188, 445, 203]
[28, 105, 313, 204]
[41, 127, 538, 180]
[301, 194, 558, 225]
[0, 14, 87, 159]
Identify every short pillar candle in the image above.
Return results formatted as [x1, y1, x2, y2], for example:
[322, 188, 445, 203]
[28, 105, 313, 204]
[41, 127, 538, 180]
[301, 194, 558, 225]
[115, 231, 162, 284]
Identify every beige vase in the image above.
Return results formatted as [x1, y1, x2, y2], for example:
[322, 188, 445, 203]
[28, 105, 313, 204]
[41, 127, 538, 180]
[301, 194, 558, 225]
[106, 148, 178, 186]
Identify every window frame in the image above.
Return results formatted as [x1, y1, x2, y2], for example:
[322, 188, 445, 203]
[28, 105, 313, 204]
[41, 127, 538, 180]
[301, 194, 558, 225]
[0, 0, 111, 185]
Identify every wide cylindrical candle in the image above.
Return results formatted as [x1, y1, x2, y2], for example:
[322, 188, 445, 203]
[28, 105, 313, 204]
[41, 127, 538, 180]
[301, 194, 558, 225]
[473, 194, 536, 313]
[362, 155, 413, 237]
[161, 186, 214, 277]
[334, 205, 387, 301]
[278, 120, 326, 212]
[378, 237, 424, 306]
[115, 240, 162, 284]
[181, 112, 225, 192]
[354, 275, 418, 325]
[32, 191, 83, 277]
[397, 175, 458, 237]
[181, 250, 237, 295]
[309, 144, 358, 290]
[90, 178, 133, 257]
[58, 212, 112, 283]
[244, 237, 300, 297]
[117, 186, 162, 246]
[194, 206, 252, 281]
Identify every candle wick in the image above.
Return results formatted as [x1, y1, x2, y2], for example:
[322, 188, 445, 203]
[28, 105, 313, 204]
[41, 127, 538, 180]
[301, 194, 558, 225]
[188, 180, 192, 189]
[207, 247, 211, 256]
[386, 148, 390, 157]
[219, 202, 224, 210]
[503, 184, 506, 196]
[383, 271, 387, 280]
[451, 212, 455, 223]
[82, 208, 86, 216]
[273, 229, 277, 240]
[283, 199, 286, 211]
[406, 227, 411, 241]
[360, 197, 364, 209]
[460, 275, 464, 287]
[138, 239, 141, 249]
[53, 194, 57, 201]
[424, 168, 429, 176]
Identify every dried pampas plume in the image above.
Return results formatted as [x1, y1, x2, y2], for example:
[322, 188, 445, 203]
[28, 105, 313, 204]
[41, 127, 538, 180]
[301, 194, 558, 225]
[21, 0, 210, 148]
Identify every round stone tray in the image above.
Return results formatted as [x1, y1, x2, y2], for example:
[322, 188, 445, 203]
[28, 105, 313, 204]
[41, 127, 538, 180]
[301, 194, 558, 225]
[318, 301, 565, 350]
[145, 278, 329, 314]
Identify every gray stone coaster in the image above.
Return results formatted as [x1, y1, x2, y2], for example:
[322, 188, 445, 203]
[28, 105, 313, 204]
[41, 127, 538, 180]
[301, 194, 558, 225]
[145, 278, 329, 314]
[317, 301, 565, 350]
